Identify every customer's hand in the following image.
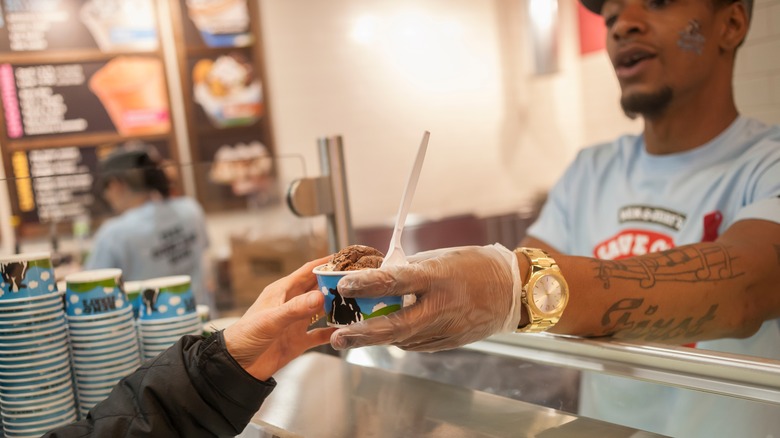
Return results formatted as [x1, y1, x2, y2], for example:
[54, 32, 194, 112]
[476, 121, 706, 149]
[330, 244, 522, 352]
[224, 257, 335, 381]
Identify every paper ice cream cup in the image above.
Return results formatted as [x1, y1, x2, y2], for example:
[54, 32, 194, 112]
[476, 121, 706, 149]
[137, 276, 196, 321]
[312, 264, 402, 327]
[0, 252, 57, 302]
[124, 280, 142, 319]
[65, 269, 129, 317]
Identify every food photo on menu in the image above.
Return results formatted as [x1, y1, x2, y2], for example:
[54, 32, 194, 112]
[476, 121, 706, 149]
[192, 52, 263, 128]
[185, 0, 253, 47]
[208, 141, 273, 196]
[80, 0, 159, 52]
[89, 56, 171, 136]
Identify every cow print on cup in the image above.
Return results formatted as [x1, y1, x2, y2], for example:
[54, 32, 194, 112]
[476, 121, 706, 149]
[0, 261, 28, 292]
[329, 288, 363, 325]
[142, 287, 160, 317]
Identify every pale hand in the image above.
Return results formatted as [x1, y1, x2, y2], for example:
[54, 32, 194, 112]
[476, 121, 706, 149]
[224, 257, 335, 381]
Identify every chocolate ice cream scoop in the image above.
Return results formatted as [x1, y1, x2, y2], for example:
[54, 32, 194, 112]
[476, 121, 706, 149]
[329, 245, 385, 271]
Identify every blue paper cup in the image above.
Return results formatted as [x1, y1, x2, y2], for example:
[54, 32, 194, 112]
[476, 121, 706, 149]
[124, 281, 142, 319]
[0, 292, 63, 313]
[2, 410, 76, 432]
[312, 264, 403, 327]
[0, 252, 56, 301]
[138, 276, 196, 321]
[65, 269, 128, 317]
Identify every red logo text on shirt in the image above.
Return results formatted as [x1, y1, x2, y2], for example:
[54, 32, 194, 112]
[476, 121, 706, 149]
[594, 229, 675, 260]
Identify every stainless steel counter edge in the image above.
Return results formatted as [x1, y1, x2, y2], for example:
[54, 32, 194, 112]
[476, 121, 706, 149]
[467, 333, 780, 405]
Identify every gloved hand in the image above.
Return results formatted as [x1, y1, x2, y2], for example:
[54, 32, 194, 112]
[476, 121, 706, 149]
[329, 244, 523, 352]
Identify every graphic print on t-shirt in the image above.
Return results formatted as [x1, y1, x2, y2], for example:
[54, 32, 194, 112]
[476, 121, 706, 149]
[700, 211, 723, 242]
[595, 205, 685, 260]
[594, 229, 675, 260]
[618, 205, 686, 231]
[150, 226, 197, 265]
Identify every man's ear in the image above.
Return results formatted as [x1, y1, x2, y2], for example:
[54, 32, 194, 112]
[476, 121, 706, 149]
[719, 1, 750, 52]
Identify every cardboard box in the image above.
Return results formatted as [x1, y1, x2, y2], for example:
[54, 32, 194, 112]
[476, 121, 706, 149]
[228, 234, 327, 309]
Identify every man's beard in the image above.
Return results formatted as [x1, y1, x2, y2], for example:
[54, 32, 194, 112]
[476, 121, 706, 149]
[620, 86, 673, 120]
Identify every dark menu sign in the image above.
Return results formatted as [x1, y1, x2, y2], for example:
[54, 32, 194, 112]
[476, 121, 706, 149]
[0, 62, 109, 137]
[0, 0, 159, 53]
[9, 140, 170, 223]
[0, 1, 181, 234]
[0, 57, 171, 138]
[10, 145, 97, 223]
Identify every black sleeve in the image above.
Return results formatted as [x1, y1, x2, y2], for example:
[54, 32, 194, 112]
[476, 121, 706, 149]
[43, 330, 276, 438]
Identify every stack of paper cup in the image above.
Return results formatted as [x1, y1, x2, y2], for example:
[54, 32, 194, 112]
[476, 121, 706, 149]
[64, 269, 140, 418]
[136, 276, 201, 361]
[0, 252, 78, 437]
[124, 281, 142, 320]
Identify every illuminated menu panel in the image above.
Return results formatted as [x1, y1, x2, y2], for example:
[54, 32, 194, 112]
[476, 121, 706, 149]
[0, 0, 159, 53]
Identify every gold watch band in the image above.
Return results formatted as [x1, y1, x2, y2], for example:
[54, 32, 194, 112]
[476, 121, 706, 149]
[514, 247, 566, 333]
[517, 247, 557, 273]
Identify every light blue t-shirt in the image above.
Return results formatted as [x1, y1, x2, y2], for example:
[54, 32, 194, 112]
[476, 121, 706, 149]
[85, 197, 210, 308]
[527, 116, 780, 437]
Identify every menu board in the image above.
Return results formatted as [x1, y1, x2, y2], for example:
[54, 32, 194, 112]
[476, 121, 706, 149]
[0, 57, 171, 138]
[8, 140, 170, 223]
[0, 0, 175, 234]
[173, 0, 276, 212]
[0, 0, 159, 52]
[10, 146, 97, 223]
[0, 0, 274, 235]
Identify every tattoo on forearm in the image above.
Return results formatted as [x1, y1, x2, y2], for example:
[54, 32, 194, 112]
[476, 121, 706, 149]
[594, 244, 743, 289]
[601, 298, 717, 341]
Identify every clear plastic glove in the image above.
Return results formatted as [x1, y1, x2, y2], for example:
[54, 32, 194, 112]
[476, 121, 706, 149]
[330, 244, 523, 352]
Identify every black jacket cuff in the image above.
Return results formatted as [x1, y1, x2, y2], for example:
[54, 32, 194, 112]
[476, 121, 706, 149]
[187, 331, 277, 428]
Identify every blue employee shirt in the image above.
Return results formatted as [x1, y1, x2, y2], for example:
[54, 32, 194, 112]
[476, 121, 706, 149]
[526, 116, 780, 437]
[85, 197, 210, 307]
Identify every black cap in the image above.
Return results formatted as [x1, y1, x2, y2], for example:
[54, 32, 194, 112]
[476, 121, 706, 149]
[95, 148, 169, 198]
[580, 0, 753, 21]
[97, 149, 155, 182]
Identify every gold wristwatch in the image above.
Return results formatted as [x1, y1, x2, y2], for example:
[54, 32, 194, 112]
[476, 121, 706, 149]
[514, 247, 569, 333]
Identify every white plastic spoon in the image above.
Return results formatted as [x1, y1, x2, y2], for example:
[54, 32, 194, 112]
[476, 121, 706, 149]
[381, 131, 430, 267]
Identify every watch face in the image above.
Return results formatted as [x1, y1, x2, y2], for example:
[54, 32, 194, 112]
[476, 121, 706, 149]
[532, 274, 564, 314]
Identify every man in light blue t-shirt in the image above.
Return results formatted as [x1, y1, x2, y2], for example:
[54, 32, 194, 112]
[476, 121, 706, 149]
[327, 0, 780, 436]
[86, 149, 211, 309]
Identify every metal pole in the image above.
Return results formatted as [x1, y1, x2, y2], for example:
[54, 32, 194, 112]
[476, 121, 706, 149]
[317, 136, 354, 253]
[286, 135, 355, 254]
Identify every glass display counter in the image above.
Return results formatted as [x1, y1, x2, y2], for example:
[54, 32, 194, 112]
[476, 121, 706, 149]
[242, 351, 664, 437]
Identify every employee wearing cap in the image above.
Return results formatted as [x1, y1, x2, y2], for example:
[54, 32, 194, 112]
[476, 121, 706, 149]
[87, 148, 212, 309]
[329, 1, 780, 436]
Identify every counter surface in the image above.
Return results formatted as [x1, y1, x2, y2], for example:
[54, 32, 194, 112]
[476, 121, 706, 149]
[244, 352, 664, 437]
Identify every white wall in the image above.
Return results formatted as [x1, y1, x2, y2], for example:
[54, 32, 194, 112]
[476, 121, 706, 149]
[258, 0, 583, 227]
[735, 0, 780, 124]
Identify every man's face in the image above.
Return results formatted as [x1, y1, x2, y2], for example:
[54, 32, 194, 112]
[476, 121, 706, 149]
[600, 0, 731, 118]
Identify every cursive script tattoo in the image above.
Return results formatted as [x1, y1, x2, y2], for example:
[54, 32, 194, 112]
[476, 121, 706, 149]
[601, 298, 717, 341]
[594, 245, 743, 289]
